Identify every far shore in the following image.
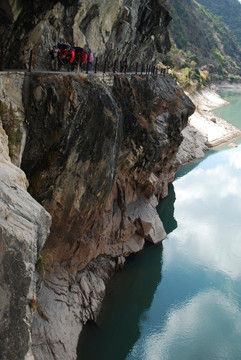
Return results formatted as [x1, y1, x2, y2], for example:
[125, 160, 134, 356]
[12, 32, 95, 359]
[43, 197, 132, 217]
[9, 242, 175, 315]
[188, 84, 241, 147]
[177, 83, 241, 165]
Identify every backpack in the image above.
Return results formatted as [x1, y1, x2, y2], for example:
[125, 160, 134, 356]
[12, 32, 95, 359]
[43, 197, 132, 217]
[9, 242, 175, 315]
[57, 43, 72, 50]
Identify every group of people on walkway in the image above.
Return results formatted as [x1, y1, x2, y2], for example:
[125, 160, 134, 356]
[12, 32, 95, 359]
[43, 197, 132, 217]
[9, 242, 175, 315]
[49, 44, 94, 72]
[49, 44, 168, 75]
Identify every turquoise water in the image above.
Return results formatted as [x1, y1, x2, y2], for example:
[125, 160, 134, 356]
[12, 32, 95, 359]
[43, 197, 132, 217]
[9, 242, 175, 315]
[215, 88, 241, 129]
[77, 90, 241, 360]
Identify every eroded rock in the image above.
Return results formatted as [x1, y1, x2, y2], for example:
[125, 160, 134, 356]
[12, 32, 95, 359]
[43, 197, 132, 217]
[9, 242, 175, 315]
[18, 72, 194, 359]
[1, 0, 171, 71]
[0, 120, 51, 360]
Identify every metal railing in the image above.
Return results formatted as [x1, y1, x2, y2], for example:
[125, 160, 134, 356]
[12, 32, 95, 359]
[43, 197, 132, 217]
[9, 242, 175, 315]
[0, 47, 170, 76]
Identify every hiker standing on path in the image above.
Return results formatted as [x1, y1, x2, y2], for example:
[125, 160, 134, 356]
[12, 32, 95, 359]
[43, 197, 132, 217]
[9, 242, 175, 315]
[89, 51, 94, 71]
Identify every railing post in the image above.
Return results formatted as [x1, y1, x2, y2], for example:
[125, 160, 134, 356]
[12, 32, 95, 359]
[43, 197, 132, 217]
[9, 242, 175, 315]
[28, 50, 33, 72]
[0, 46, 3, 71]
[77, 54, 80, 74]
[95, 57, 98, 73]
[113, 60, 117, 73]
[135, 62, 138, 74]
[86, 56, 89, 74]
[141, 64, 143, 75]
[103, 58, 107, 73]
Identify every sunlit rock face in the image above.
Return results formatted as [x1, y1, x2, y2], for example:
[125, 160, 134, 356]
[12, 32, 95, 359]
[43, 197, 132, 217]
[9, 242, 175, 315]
[19, 72, 194, 359]
[0, 0, 171, 70]
[0, 116, 51, 360]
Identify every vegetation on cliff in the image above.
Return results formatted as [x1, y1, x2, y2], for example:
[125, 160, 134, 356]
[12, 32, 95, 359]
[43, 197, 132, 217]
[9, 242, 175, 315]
[164, 0, 241, 90]
[197, 0, 241, 47]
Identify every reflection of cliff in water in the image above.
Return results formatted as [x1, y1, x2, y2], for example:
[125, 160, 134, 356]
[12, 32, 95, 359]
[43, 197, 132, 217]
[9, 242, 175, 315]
[157, 183, 177, 235]
[77, 243, 163, 360]
[175, 149, 218, 181]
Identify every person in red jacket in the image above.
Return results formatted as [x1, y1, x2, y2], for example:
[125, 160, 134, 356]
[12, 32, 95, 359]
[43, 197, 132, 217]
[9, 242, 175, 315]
[59, 47, 75, 65]
[72, 47, 87, 71]
[63, 49, 75, 64]
[81, 51, 88, 65]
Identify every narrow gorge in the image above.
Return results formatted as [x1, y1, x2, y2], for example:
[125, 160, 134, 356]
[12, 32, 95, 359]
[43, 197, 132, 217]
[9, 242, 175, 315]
[0, 1, 197, 359]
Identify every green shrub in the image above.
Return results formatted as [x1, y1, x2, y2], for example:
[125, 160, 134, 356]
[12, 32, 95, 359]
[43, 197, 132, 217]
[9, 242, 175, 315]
[180, 62, 190, 69]
[36, 250, 53, 279]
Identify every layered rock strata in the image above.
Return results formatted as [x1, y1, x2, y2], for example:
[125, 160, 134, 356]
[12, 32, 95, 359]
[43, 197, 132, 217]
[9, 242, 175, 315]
[13, 72, 194, 359]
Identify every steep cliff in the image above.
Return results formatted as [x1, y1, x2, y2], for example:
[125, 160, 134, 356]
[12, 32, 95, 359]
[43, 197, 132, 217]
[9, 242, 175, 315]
[0, 1, 196, 359]
[0, 0, 171, 70]
[0, 73, 51, 360]
[19, 72, 193, 359]
[0, 70, 194, 359]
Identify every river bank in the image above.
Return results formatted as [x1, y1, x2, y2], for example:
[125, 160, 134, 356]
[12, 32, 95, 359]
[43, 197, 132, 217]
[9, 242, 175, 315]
[177, 84, 241, 164]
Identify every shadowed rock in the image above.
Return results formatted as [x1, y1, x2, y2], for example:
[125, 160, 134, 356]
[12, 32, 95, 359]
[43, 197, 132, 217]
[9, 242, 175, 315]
[19, 72, 194, 360]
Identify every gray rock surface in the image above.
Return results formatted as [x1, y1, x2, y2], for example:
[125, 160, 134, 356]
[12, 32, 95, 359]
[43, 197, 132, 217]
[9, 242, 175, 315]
[0, 69, 195, 359]
[32, 256, 117, 360]
[1, 0, 171, 71]
[177, 124, 208, 164]
[0, 120, 51, 360]
[17, 72, 194, 360]
[0, 2, 197, 359]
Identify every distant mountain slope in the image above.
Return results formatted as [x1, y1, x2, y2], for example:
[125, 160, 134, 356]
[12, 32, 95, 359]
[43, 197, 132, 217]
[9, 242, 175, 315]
[196, 0, 241, 48]
[165, 0, 241, 83]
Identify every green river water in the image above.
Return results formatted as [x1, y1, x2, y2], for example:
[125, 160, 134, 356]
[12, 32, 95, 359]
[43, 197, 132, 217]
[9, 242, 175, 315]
[77, 88, 241, 360]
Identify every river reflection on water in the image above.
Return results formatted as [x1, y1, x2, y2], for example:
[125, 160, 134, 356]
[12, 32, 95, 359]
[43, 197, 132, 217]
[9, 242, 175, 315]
[165, 148, 241, 280]
[215, 89, 241, 128]
[136, 144, 241, 360]
[78, 144, 241, 360]
[124, 145, 241, 360]
[78, 90, 241, 359]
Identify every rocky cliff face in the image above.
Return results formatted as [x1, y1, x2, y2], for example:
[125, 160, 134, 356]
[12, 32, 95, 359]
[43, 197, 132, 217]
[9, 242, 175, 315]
[0, 1, 196, 359]
[0, 73, 51, 360]
[0, 71, 194, 360]
[0, 0, 171, 70]
[17, 72, 193, 359]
